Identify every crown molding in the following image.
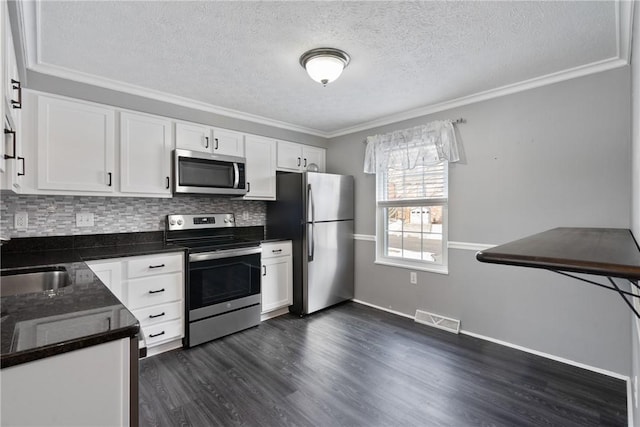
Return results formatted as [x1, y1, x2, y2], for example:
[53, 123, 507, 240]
[30, 62, 331, 138]
[325, 56, 628, 138]
[15, 0, 633, 140]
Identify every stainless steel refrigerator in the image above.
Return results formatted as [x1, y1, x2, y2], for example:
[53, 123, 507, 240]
[266, 172, 354, 315]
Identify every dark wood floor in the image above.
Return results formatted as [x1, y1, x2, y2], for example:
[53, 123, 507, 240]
[139, 302, 627, 426]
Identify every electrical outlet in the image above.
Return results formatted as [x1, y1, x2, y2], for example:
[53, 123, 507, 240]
[75, 269, 95, 284]
[76, 212, 95, 227]
[635, 376, 638, 408]
[243, 211, 249, 220]
[14, 212, 28, 230]
[410, 271, 417, 285]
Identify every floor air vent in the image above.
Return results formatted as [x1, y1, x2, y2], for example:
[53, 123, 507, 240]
[415, 310, 460, 334]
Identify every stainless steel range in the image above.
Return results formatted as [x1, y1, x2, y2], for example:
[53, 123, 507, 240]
[166, 213, 262, 347]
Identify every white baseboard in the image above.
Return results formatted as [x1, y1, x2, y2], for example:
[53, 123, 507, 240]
[352, 299, 415, 320]
[351, 299, 628, 381]
[460, 329, 629, 381]
[628, 379, 634, 427]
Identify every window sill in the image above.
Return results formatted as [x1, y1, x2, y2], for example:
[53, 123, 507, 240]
[374, 258, 449, 275]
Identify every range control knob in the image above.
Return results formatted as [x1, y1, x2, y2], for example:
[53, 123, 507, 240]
[224, 219, 229, 223]
[228, 217, 234, 222]
[177, 219, 184, 226]
[169, 219, 176, 226]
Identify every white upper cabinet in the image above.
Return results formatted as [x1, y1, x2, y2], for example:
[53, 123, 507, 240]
[120, 111, 172, 195]
[37, 95, 115, 193]
[276, 140, 325, 172]
[276, 141, 303, 171]
[212, 128, 244, 157]
[2, 2, 24, 194]
[3, 114, 23, 193]
[244, 135, 276, 200]
[175, 121, 210, 152]
[4, 1, 21, 122]
[176, 122, 245, 157]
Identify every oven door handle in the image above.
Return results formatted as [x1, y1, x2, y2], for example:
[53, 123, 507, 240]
[189, 246, 262, 262]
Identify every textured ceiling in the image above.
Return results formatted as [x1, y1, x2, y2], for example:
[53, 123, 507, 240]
[35, 1, 618, 135]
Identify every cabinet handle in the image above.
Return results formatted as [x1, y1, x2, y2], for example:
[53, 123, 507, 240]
[149, 264, 165, 269]
[304, 158, 307, 168]
[262, 265, 266, 276]
[148, 288, 165, 294]
[214, 138, 219, 150]
[149, 312, 165, 319]
[107, 172, 112, 187]
[149, 331, 165, 338]
[297, 157, 301, 167]
[11, 79, 21, 109]
[17, 157, 25, 176]
[4, 129, 16, 159]
[272, 249, 282, 254]
[205, 136, 209, 148]
[166, 177, 170, 189]
[247, 182, 250, 193]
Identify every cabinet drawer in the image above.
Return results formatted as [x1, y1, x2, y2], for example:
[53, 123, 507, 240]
[127, 273, 182, 309]
[261, 241, 292, 259]
[126, 253, 183, 279]
[143, 319, 183, 347]
[132, 301, 182, 327]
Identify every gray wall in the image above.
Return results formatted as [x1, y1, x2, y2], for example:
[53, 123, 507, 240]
[327, 67, 632, 375]
[25, 71, 328, 148]
[630, 3, 639, 424]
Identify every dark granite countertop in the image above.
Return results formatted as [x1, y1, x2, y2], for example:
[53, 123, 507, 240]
[0, 231, 188, 368]
[0, 261, 140, 368]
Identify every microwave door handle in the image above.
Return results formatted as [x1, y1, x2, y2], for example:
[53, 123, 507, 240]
[233, 163, 240, 189]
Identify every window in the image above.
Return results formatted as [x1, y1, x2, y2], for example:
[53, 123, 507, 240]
[376, 160, 448, 273]
[364, 121, 459, 274]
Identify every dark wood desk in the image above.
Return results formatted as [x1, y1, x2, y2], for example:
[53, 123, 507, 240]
[476, 227, 640, 317]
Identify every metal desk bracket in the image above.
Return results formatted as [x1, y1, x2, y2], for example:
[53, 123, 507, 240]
[550, 270, 640, 319]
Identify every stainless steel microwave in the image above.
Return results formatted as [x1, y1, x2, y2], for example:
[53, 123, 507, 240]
[173, 149, 247, 196]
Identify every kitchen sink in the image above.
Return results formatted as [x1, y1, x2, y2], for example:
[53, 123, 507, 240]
[1, 266, 72, 296]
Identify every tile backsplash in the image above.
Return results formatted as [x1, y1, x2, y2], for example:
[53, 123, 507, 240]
[0, 194, 266, 238]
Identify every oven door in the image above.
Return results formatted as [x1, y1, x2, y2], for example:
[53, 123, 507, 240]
[174, 149, 246, 195]
[188, 247, 261, 312]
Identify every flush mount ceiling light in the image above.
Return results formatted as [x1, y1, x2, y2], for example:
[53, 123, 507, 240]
[299, 48, 350, 86]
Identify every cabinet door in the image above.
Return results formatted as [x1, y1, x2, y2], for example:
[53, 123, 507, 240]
[244, 135, 276, 200]
[4, 2, 21, 121]
[120, 112, 172, 195]
[276, 140, 302, 172]
[261, 256, 293, 313]
[175, 122, 211, 152]
[212, 128, 244, 157]
[3, 114, 23, 193]
[87, 260, 124, 302]
[302, 146, 326, 172]
[37, 96, 115, 192]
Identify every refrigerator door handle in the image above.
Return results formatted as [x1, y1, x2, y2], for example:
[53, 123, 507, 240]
[308, 183, 315, 262]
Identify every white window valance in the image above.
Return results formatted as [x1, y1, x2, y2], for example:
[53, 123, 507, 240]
[363, 120, 460, 174]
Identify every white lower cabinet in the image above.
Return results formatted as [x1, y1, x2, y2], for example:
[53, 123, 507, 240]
[261, 241, 293, 316]
[1, 338, 132, 427]
[87, 251, 185, 356]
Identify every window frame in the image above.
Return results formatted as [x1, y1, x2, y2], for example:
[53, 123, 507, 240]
[374, 162, 449, 275]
